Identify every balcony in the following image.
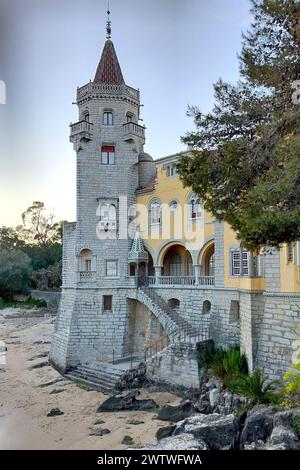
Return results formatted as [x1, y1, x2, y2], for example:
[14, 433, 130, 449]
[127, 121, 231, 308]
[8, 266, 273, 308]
[147, 276, 215, 287]
[78, 271, 96, 283]
[70, 120, 93, 143]
[123, 122, 145, 142]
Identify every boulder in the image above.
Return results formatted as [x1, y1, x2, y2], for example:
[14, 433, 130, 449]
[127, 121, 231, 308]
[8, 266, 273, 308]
[97, 391, 157, 412]
[274, 408, 300, 428]
[142, 433, 208, 450]
[89, 428, 111, 437]
[209, 389, 220, 408]
[122, 435, 134, 445]
[269, 425, 299, 450]
[156, 424, 176, 441]
[205, 377, 223, 392]
[174, 413, 239, 450]
[157, 401, 196, 422]
[240, 405, 274, 447]
[47, 407, 64, 417]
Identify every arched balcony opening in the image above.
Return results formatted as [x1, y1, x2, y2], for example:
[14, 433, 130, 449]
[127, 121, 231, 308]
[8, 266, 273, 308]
[159, 243, 195, 286]
[78, 249, 95, 282]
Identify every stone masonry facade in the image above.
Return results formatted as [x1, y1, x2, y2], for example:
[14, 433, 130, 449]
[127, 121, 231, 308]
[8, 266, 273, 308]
[49, 33, 300, 388]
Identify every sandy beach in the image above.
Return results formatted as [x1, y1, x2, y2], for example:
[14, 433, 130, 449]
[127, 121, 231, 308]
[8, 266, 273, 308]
[0, 308, 180, 450]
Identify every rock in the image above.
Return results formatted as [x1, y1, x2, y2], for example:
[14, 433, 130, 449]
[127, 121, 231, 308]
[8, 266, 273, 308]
[126, 419, 144, 425]
[142, 433, 208, 450]
[156, 424, 176, 441]
[174, 413, 239, 450]
[269, 425, 299, 450]
[274, 408, 300, 428]
[94, 419, 105, 425]
[97, 391, 157, 412]
[263, 442, 289, 450]
[209, 389, 220, 408]
[29, 352, 49, 361]
[240, 405, 274, 447]
[122, 435, 134, 445]
[224, 392, 233, 410]
[205, 377, 223, 392]
[29, 361, 49, 370]
[47, 407, 64, 417]
[89, 428, 111, 437]
[157, 401, 195, 422]
[194, 394, 211, 414]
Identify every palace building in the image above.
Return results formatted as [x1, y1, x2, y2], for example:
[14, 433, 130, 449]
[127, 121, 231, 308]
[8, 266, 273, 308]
[49, 18, 300, 390]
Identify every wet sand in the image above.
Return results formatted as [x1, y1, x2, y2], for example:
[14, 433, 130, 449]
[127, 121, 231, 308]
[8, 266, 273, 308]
[0, 308, 180, 450]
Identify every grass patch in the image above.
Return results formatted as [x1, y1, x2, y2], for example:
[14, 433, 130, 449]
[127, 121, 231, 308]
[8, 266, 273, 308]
[0, 296, 47, 310]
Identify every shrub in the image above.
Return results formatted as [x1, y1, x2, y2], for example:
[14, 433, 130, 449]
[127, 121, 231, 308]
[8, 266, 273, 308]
[0, 248, 32, 299]
[292, 415, 300, 438]
[228, 370, 279, 405]
[199, 345, 248, 383]
[282, 354, 300, 408]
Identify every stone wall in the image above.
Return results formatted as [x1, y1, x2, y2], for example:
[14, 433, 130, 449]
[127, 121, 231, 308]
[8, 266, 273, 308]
[30, 290, 61, 308]
[146, 342, 200, 388]
[255, 293, 300, 379]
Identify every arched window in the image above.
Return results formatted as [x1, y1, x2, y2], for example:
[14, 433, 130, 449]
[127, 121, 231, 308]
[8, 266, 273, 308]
[103, 111, 113, 125]
[150, 200, 162, 225]
[168, 298, 180, 309]
[80, 249, 92, 272]
[188, 194, 203, 220]
[99, 203, 117, 232]
[82, 111, 89, 122]
[169, 253, 182, 276]
[207, 253, 215, 276]
[202, 300, 211, 315]
[101, 145, 115, 165]
[126, 113, 134, 123]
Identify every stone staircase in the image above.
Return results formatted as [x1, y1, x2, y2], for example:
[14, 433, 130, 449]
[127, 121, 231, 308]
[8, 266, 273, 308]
[65, 361, 128, 393]
[140, 287, 199, 340]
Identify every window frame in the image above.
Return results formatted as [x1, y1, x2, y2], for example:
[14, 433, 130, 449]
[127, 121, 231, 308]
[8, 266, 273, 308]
[101, 145, 115, 165]
[150, 200, 162, 226]
[103, 111, 113, 126]
[105, 260, 118, 277]
[103, 295, 112, 312]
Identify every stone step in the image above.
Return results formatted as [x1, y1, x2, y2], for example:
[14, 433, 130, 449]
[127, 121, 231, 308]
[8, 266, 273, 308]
[76, 365, 124, 379]
[73, 367, 121, 383]
[76, 372, 122, 384]
[65, 373, 112, 393]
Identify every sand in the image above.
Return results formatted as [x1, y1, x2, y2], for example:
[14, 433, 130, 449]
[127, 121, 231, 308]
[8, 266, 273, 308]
[0, 308, 181, 450]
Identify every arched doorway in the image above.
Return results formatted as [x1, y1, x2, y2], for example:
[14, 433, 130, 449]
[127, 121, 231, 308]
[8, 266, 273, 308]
[200, 242, 215, 277]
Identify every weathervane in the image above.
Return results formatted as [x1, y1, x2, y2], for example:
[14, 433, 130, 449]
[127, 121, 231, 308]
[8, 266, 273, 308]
[106, 1, 111, 39]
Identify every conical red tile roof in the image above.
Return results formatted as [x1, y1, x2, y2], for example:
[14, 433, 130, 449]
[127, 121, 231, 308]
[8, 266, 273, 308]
[94, 40, 125, 85]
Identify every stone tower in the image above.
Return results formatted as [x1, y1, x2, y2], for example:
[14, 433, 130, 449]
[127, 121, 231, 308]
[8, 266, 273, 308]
[49, 20, 155, 373]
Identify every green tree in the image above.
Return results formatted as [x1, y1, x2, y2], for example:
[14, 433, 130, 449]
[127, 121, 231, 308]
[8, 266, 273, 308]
[0, 249, 32, 299]
[178, 0, 300, 249]
[18, 201, 61, 246]
[0, 226, 25, 250]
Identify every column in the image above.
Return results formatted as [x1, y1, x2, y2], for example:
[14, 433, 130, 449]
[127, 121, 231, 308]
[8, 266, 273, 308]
[194, 264, 201, 285]
[154, 266, 162, 284]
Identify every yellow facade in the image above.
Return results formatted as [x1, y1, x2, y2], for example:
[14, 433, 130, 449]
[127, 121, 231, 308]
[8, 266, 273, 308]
[136, 152, 300, 294]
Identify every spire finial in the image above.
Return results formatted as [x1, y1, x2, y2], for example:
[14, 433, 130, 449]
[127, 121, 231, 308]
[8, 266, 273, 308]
[106, 1, 111, 39]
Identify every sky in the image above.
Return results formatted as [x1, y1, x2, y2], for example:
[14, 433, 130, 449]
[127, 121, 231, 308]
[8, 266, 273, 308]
[0, 0, 252, 227]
